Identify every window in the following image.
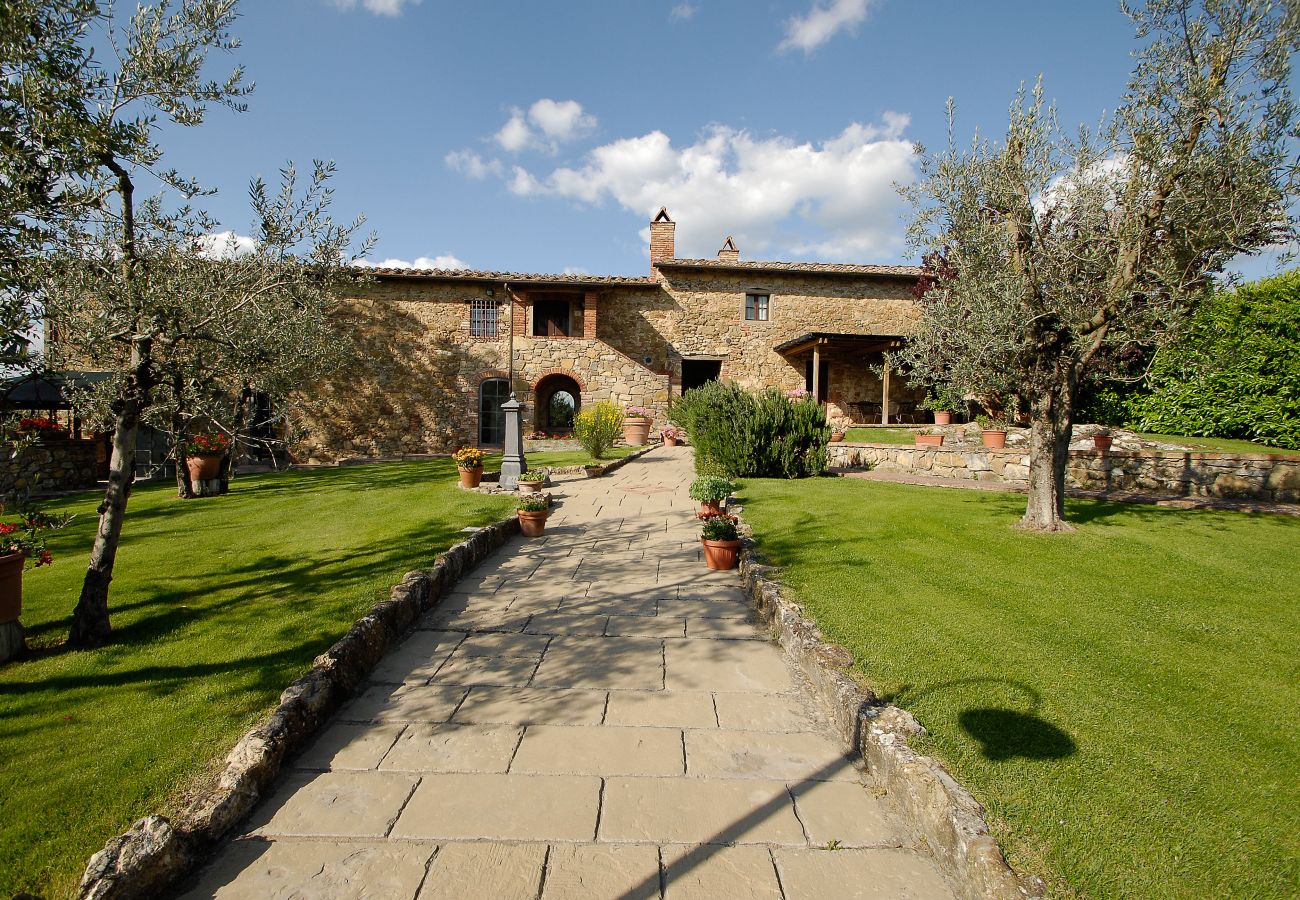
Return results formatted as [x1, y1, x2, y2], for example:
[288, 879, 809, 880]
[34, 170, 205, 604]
[479, 378, 511, 444]
[745, 292, 770, 321]
[533, 298, 571, 337]
[469, 299, 500, 339]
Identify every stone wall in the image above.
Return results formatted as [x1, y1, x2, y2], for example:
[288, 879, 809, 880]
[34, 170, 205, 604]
[0, 436, 101, 499]
[828, 442, 1300, 503]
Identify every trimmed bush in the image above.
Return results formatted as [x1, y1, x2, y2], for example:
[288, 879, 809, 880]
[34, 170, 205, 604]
[671, 382, 830, 478]
[573, 401, 624, 460]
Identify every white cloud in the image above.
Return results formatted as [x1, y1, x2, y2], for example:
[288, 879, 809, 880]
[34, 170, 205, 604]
[779, 0, 874, 54]
[670, 3, 698, 23]
[491, 99, 597, 154]
[329, 0, 422, 16]
[562, 266, 590, 276]
[503, 114, 916, 261]
[197, 230, 256, 259]
[355, 254, 469, 270]
[445, 149, 501, 179]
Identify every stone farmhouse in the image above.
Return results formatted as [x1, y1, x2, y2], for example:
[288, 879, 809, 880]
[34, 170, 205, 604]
[299, 209, 924, 460]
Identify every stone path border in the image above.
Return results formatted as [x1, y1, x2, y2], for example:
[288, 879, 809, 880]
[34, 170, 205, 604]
[77, 515, 524, 900]
[732, 521, 1046, 900]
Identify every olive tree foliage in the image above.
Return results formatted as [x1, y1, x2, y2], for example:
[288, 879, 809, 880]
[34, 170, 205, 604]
[19, 0, 371, 647]
[897, 0, 1300, 532]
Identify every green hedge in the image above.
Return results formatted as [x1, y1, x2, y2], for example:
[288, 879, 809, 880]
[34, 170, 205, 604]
[671, 381, 829, 477]
[1125, 271, 1300, 450]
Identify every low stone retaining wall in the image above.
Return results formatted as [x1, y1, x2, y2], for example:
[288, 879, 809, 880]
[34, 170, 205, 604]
[735, 537, 1044, 900]
[77, 515, 522, 900]
[0, 436, 100, 499]
[829, 442, 1300, 503]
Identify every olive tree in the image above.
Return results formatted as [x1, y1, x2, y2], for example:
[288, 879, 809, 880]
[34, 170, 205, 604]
[898, 0, 1299, 532]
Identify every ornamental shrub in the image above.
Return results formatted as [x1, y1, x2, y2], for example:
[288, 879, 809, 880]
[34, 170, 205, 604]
[1125, 271, 1300, 449]
[573, 401, 624, 459]
[672, 382, 829, 478]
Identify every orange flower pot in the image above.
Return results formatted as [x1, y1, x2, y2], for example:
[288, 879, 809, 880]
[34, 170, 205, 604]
[701, 538, 742, 570]
[187, 454, 222, 483]
[1093, 435, 1113, 451]
[458, 466, 483, 488]
[933, 411, 953, 425]
[518, 509, 548, 537]
[622, 418, 652, 445]
[982, 430, 1008, 449]
[0, 552, 23, 624]
[915, 434, 944, 447]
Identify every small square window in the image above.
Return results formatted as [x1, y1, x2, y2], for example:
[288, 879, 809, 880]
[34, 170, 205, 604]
[745, 292, 770, 321]
[470, 299, 500, 338]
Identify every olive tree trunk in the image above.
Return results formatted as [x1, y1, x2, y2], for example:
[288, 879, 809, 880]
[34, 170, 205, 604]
[1019, 381, 1076, 532]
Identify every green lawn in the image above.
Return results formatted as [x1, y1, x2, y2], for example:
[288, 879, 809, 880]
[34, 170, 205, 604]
[739, 477, 1299, 899]
[843, 427, 919, 444]
[489, 446, 637, 469]
[0, 461, 514, 899]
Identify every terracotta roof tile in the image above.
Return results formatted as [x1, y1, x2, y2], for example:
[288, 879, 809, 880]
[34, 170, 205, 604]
[355, 265, 657, 286]
[657, 258, 922, 277]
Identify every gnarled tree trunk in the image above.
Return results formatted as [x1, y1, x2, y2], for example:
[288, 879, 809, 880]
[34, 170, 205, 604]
[1020, 380, 1076, 532]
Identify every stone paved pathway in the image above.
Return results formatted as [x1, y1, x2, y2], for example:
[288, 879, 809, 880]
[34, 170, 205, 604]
[181, 447, 957, 899]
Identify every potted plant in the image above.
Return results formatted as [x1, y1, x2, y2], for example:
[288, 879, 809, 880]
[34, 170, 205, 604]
[583, 463, 604, 479]
[1093, 427, 1114, 452]
[661, 425, 683, 447]
[828, 417, 849, 443]
[700, 514, 742, 570]
[689, 475, 733, 517]
[517, 495, 550, 537]
[517, 469, 548, 494]
[977, 415, 1008, 449]
[575, 402, 623, 461]
[452, 447, 485, 488]
[0, 504, 73, 624]
[914, 427, 945, 448]
[18, 416, 65, 437]
[921, 385, 964, 426]
[623, 405, 653, 445]
[184, 431, 232, 484]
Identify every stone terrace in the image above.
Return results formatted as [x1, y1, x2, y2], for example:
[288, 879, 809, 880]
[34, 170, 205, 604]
[179, 448, 956, 899]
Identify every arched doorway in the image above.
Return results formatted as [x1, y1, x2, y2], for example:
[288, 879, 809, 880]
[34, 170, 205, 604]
[478, 378, 511, 445]
[533, 374, 581, 435]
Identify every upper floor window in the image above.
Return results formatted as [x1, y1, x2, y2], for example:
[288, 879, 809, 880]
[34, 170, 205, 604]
[470, 299, 500, 338]
[745, 292, 770, 321]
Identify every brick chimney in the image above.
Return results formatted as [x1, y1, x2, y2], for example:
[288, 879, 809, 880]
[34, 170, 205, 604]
[717, 236, 739, 262]
[649, 207, 675, 275]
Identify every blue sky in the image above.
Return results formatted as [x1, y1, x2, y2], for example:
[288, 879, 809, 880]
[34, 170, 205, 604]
[155, 0, 1288, 279]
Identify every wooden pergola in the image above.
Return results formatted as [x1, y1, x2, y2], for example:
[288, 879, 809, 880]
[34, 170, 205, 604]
[773, 332, 905, 424]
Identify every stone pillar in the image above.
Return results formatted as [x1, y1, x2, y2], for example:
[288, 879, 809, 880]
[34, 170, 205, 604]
[881, 359, 891, 425]
[812, 344, 821, 403]
[499, 393, 527, 490]
[583, 292, 599, 339]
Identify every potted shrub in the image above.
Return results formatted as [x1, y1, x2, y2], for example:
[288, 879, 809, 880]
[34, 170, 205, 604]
[700, 514, 742, 570]
[1093, 427, 1114, 452]
[921, 385, 964, 426]
[828, 417, 849, 443]
[452, 447, 485, 488]
[689, 475, 733, 517]
[583, 463, 604, 479]
[977, 415, 1008, 449]
[575, 402, 623, 461]
[517, 495, 550, 537]
[661, 425, 683, 447]
[914, 428, 945, 448]
[0, 504, 72, 624]
[517, 469, 548, 494]
[623, 405, 653, 445]
[184, 431, 232, 484]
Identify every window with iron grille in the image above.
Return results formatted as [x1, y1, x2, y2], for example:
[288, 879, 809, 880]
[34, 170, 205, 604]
[745, 292, 770, 321]
[469, 299, 500, 338]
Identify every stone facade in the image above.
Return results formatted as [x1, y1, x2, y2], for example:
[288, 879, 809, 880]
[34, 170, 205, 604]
[296, 211, 924, 462]
[828, 442, 1300, 504]
[0, 435, 101, 499]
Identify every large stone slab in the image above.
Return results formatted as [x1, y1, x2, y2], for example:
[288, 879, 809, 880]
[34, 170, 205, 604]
[598, 777, 805, 845]
[511, 725, 684, 776]
[531, 636, 665, 690]
[178, 838, 435, 899]
[604, 691, 717, 728]
[339, 684, 467, 723]
[392, 773, 601, 841]
[418, 842, 546, 900]
[451, 685, 608, 726]
[661, 844, 782, 899]
[790, 780, 903, 848]
[244, 771, 418, 838]
[431, 653, 539, 687]
[685, 730, 857, 781]
[368, 631, 463, 683]
[378, 723, 523, 773]
[607, 614, 687, 638]
[712, 692, 817, 733]
[541, 843, 661, 900]
[774, 848, 956, 899]
[665, 640, 795, 693]
[291, 722, 405, 771]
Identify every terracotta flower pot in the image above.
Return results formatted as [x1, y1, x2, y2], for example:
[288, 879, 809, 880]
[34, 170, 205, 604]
[982, 430, 1008, 449]
[458, 466, 483, 488]
[0, 552, 22, 624]
[518, 508, 549, 537]
[699, 500, 723, 518]
[933, 411, 953, 425]
[518, 480, 544, 494]
[915, 434, 944, 447]
[187, 454, 222, 483]
[583, 465, 604, 479]
[623, 418, 652, 445]
[664, 435, 679, 447]
[1093, 435, 1113, 451]
[701, 538, 742, 570]
[830, 432, 845, 443]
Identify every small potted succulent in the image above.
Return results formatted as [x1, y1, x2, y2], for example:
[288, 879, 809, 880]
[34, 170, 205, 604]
[700, 513, 742, 570]
[184, 431, 232, 484]
[976, 415, 1008, 449]
[914, 427, 945, 448]
[689, 475, 733, 517]
[517, 494, 550, 537]
[0, 503, 73, 624]
[517, 469, 548, 494]
[623, 405, 653, 445]
[452, 447, 485, 488]
[661, 425, 684, 447]
[1092, 427, 1114, 452]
